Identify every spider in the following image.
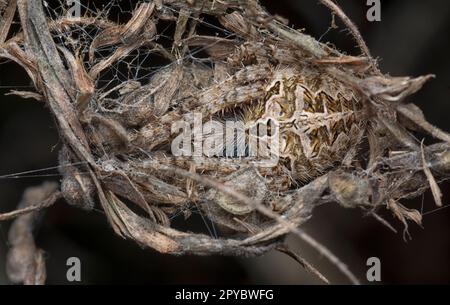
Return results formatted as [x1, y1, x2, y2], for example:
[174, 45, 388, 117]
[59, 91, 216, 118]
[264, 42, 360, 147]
[1, 0, 443, 285]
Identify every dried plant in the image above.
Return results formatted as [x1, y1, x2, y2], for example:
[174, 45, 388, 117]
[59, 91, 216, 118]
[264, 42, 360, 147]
[1, 0, 449, 284]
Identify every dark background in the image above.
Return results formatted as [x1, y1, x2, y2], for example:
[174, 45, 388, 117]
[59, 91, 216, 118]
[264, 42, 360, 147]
[1, 0, 450, 284]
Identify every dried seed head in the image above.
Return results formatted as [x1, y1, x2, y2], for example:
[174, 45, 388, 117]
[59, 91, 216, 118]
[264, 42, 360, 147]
[59, 147, 95, 211]
[2, 0, 443, 276]
[208, 168, 268, 215]
[61, 174, 95, 211]
[435, 150, 450, 172]
[329, 172, 369, 208]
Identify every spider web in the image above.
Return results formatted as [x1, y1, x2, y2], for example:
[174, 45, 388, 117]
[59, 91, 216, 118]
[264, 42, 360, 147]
[0, 0, 238, 244]
[42, 0, 242, 101]
[1, 0, 449, 241]
[39, 0, 241, 238]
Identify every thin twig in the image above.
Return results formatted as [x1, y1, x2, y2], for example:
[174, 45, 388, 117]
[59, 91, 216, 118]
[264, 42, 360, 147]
[277, 245, 330, 284]
[370, 211, 398, 234]
[318, 0, 370, 57]
[0, 191, 61, 221]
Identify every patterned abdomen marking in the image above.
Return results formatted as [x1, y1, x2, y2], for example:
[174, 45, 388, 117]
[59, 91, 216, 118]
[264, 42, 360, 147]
[243, 68, 364, 182]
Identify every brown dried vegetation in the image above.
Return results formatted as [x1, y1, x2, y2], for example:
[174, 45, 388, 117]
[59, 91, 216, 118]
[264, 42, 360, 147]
[1, 0, 449, 284]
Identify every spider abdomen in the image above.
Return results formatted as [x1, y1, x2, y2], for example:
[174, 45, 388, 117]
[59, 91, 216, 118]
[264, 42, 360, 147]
[243, 68, 364, 182]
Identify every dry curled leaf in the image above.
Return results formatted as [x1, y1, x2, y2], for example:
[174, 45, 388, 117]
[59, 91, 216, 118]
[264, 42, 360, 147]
[388, 199, 423, 241]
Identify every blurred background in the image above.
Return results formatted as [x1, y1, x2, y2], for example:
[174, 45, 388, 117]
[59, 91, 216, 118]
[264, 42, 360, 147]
[0, 0, 449, 284]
